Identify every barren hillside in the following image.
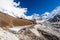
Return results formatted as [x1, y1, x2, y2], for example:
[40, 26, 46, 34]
[0, 12, 36, 29]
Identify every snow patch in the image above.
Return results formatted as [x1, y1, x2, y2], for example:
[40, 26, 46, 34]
[0, 28, 19, 40]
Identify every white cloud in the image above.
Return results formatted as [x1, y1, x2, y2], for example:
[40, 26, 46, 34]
[0, 0, 27, 18]
[0, 0, 40, 20]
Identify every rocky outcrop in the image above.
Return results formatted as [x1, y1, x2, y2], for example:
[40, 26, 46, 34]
[48, 14, 60, 22]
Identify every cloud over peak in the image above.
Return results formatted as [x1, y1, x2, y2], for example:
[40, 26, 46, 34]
[0, 0, 27, 18]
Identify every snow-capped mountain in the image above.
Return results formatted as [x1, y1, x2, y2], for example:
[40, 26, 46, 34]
[41, 6, 60, 21]
[47, 6, 60, 20]
[32, 13, 42, 20]
[41, 12, 49, 20]
[48, 14, 60, 22]
[45, 6, 60, 22]
[20, 13, 41, 21]
[21, 6, 60, 23]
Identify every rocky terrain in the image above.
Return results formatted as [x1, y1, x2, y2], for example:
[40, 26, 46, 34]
[0, 21, 60, 40]
[0, 11, 60, 40]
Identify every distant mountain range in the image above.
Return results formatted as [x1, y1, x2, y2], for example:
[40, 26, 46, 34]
[42, 6, 60, 21]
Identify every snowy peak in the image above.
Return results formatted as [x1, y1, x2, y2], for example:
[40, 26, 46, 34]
[44, 6, 60, 22]
[41, 6, 60, 21]
[22, 13, 41, 20]
[42, 12, 49, 20]
[47, 6, 60, 20]
[32, 13, 42, 20]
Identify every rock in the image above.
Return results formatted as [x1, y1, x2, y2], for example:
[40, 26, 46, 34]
[17, 28, 46, 40]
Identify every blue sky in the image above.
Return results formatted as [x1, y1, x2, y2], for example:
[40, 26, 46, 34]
[14, 0, 60, 16]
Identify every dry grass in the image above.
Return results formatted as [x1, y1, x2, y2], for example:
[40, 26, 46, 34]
[0, 12, 36, 29]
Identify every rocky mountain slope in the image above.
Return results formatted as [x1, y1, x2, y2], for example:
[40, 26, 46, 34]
[48, 14, 60, 22]
[0, 12, 36, 29]
[0, 12, 60, 40]
[0, 6, 60, 40]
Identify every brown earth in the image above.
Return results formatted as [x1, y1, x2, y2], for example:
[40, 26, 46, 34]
[0, 12, 36, 29]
